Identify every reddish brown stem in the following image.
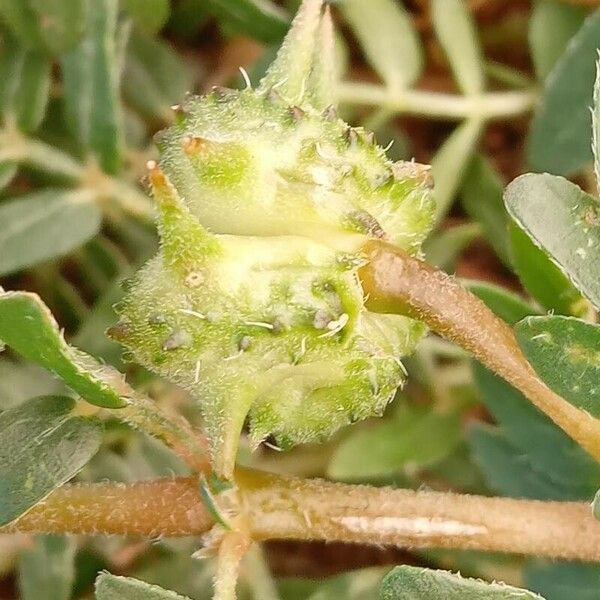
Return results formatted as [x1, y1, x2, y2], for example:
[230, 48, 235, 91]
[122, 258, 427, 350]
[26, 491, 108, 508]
[359, 240, 600, 463]
[5, 472, 600, 562]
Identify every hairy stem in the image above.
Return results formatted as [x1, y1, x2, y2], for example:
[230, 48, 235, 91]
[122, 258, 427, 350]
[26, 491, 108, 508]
[337, 83, 537, 121]
[0, 128, 153, 221]
[5, 472, 600, 562]
[359, 240, 600, 462]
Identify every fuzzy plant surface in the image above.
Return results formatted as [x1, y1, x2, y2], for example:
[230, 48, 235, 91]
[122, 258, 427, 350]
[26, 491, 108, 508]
[111, 0, 435, 479]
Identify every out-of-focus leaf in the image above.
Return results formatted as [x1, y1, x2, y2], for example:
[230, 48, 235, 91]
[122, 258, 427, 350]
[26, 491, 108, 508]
[424, 223, 480, 271]
[169, 0, 210, 40]
[0, 290, 126, 408]
[123, 29, 193, 124]
[593, 490, 600, 520]
[380, 565, 544, 599]
[509, 224, 585, 316]
[0, 162, 17, 191]
[0, 35, 51, 133]
[74, 280, 125, 366]
[83, 431, 189, 483]
[0, 360, 67, 410]
[328, 406, 461, 481]
[18, 535, 76, 600]
[466, 281, 536, 325]
[528, 10, 600, 176]
[461, 155, 510, 266]
[505, 173, 600, 310]
[95, 573, 193, 599]
[123, 0, 170, 33]
[471, 362, 600, 497]
[469, 425, 582, 500]
[529, 0, 586, 81]
[62, 0, 123, 174]
[431, 0, 485, 95]
[308, 567, 385, 600]
[0, 189, 102, 276]
[0, 395, 102, 526]
[525, 562, 600, 600]
[0, 0, 87, 55]
[431, 118, 484, 223]
[341, 0, 422, 89]
[132, 552, 213, 600]
[516, 315, 600, 417]
[204, 0, 289, 45]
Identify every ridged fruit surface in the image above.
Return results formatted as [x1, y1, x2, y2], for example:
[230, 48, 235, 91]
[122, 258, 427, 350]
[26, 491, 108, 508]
[111, 0, 434, 478]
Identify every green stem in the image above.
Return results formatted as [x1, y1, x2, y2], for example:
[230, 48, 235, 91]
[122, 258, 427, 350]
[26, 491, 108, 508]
[0, 128, 153, 222]
[337, 83, 538, 121]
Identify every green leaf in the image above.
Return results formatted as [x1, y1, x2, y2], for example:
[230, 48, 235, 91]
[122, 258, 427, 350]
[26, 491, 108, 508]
[461, 155, 511, 266]
[122, 0, 170, 33]
[472, 362, 600, 497]
[95, 573, 193, 600]
[380, 565, 544, 599]
[18, 535, 76, 600]
[431, 0, 485, 95]
[505, 173, 600, 310]
[0, 0, 87, 55]
[0, 161, 17, 191]
[308, 567, 386, 600]
[0, 35, 51, 133]
[0, 290, 126, 408]
[341, 0, 423, 89]
[466, 281, 536, 325]
[469, 425, 584, 501]
[204, 0, 289, 45]
[529, 0, 586, 81]
[424, 223, 480, 271]
[130, 550, 213, 599]
[0, 359, 67, 410]
[328, 406, 461, 481]
[73, 279, 126, 367]
[525, 562, 600, 600]
[123, 29, 193, 124]
[61, 0, 123, 174]
[509, 224, 585, 317]
[593, 489, 600, 520]
[0, 395, 102, 526]
[528, 10, 600, 176]
[431, 118, 484, 223]
[515, 315, 600, 418]
[0, 189, 102, 276]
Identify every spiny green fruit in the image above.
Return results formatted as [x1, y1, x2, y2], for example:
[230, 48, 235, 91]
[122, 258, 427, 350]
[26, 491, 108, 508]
[111, 0, 434, 480]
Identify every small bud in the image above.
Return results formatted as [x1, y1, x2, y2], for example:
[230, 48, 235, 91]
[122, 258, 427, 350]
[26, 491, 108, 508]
[162, 329, 192, 351]
[182, 136, 207, 155]
[185, 271, 204, 288]
[211, 86, 235, 101]
[148, 313, 167, 326]
[347, 210, 386, 239]
[106, 321, 131, 342]
[313, 309, 331, 329]
[322, 105, 337, 121]
[170, 104, 186, 125]
[288, 105, 306, 121]
[238, 335, 252, 351]
[345, 127, 359, 147]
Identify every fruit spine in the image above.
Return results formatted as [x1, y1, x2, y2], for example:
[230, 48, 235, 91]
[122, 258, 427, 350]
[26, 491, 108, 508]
[111, 0, 434, 479]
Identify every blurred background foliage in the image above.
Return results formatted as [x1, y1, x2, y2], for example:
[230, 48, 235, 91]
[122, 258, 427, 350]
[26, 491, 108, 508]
[0, 0, 600, 598]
